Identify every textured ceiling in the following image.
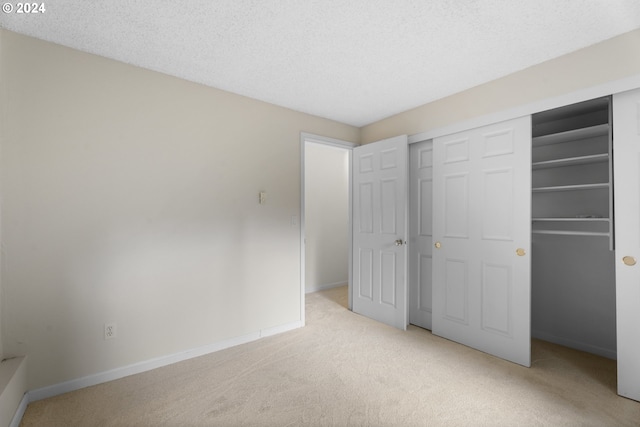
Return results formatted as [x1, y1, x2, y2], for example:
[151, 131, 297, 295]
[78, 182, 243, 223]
[2, 1, 640, 127]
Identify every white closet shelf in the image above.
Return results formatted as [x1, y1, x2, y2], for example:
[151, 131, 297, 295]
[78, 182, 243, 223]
[532, 153, 609, 169]
[532, 230, 610, 237]
[532, 123, 609, 147]
[532, 183, 609, 192]
[532, 217, 609, 222]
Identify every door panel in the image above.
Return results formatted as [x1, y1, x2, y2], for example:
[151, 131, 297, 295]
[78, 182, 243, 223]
[358, 249, 373, 299]
[358, 183, 374, 232]
[444, 258, 468, 323]
[352, 135, 408, 330]
[613, 88, 640, 401]
[381, 179, 398, 233]
[481, 262, 511, 335]
[419, 180, 433, 236]
[433, 116, 531, 367]
[380, 251, 397, 305]
[444, 173, 469, 237]
[409, 140, 433, 329]
[482, 169, 514, 240]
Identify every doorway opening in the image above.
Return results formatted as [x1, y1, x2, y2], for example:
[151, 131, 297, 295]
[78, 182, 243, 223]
[300, 133, 356, 324]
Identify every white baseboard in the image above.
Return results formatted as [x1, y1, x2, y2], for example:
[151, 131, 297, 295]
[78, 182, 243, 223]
[9, 393, 28, 427]
[532, 329, 617, 360]
[27, 320, 303, 403]
[260, 320, 304, 337]
[306, 281, 347, 294]
[1, 356, 27, 427]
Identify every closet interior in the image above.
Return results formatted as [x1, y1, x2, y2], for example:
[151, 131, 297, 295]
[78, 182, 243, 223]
[531, 96, 617, 359]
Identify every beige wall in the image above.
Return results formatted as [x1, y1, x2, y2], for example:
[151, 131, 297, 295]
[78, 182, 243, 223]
[0, 30, 359, 390]
[361, 28, 640, 143]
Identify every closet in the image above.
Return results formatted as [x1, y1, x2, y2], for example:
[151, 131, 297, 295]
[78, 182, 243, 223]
[531, 97, 617, 359]
[363, 87, 640, 401]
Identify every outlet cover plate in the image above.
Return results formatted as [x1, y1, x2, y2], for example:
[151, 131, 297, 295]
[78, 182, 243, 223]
[104, 323, 117, 340]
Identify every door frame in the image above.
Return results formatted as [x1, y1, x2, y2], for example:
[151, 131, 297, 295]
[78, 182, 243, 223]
[300, 133, 357, 324]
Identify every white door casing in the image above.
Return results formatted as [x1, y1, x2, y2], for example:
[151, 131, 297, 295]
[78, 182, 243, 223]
[352, 135, 408, 330]
[409, 140, 433, 329]
[613, 87, 640, 402]
[432, 116, 532, 367]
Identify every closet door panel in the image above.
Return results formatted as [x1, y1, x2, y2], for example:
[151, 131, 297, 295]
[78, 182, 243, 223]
[433, 116, 531, 367]
[409, 140, 433, 329]
[613, 88, 640, 402]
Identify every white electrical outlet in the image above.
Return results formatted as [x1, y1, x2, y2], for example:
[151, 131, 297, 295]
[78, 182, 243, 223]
[104, 323, 117, 340]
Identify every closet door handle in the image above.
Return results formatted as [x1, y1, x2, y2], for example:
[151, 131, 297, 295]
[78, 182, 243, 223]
[516, 248, 526, 256]
[434, 241, 441, 249]
[623, 256, 636, 266]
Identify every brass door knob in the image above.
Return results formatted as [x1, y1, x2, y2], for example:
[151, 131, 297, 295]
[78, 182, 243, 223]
[434, 241, 441, 249]
[516, 248, 526, 257]
[623, 256, 636, 266]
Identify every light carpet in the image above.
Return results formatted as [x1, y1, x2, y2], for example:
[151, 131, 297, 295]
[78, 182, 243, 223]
[20, 286, 640, 426]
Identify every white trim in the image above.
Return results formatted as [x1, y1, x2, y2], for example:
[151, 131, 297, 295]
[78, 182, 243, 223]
[347, 148, 353, 311]
[9, 394, 28, 427]
[27, 320, 302, 402]
[1, 356, 27, 427]
[305, 281, 348, 294]
[300, 132, 356, 319]
[259, 321, 303, 338]
[409, 73, 640, 144]
[300, 132, 357, 149]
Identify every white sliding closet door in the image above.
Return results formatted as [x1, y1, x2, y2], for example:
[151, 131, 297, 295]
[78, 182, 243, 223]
[432, 116, 532, 367]
[409, 140, 433, 329]
[613, 87, 640, 402]
[352, 135, 408, 330]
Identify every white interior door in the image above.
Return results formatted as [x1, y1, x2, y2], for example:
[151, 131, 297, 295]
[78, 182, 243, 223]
[352, 135, 408, 330]
[409, 140, 433, 329]
[432, 116, 531, 367]
[613, 87, 640, 402]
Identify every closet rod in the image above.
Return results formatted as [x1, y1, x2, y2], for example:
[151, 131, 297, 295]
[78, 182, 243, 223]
[532, 217, 609, 222]
[532, 230, 610, 237]
[532, 183, 609, 192]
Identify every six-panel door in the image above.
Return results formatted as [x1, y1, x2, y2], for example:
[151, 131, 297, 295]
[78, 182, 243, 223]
[352, 135, 408, 330]
[432, 116, 532, 367]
